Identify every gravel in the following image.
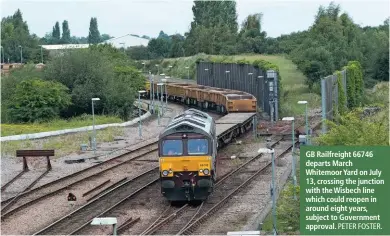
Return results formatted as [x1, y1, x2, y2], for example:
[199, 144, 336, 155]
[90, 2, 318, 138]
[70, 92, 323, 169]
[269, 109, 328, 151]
[75, 182, 167, 235]
[191, 140, 296, 234]
[1, 97, 313, 235]
[0, 102, 185, 235]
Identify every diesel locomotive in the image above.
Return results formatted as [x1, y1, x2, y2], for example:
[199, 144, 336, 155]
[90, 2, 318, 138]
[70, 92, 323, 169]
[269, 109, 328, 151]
[158, 108, 217, 202]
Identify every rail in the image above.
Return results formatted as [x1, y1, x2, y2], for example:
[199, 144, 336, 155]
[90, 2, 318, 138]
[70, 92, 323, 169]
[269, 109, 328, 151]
[33, 167, 159, 235]
[1, 140, 158, 219]
[139, 138, 283, 235]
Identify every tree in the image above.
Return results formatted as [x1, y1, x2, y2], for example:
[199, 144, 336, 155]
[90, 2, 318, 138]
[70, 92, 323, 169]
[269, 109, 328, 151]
[101, 34, 113, 42]
[52, 21, 61, 43]
[104, 66, 145, 120]
[157, 30, 170, 41]
[8, 79, 72, 123]
[237, 13, 267, 53]
[148, 38, 171, 59]
[1, 9, 41, 63]
[88, 17, 101, 44]
[184, 0, 238, 56]
[1, 64, 44, 122]
[169, 34, 185, 58]
[127, 46, 150, 60]
[43, 44, 142, 119]
[61, 20, 71, 44]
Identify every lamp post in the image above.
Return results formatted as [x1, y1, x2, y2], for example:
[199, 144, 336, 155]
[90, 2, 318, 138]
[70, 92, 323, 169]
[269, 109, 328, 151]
[138, 90, 146, 138]
[185, 66, 189, 80]
[40, 45, 43, 64]
[1, 46, 4, 64]
[91, 98, 100, 155]
[298, 101, 309, 145]
[282, 116, 297, 200]
[149, 72, 154, 113]
[157, 82, 164, 116]
[141, 62, 145, 73]
[91, 217, 118, 235]
[155, 64, 159, 76]
[258, 146, 277, 236]
[162, 77, 169, 110]
[157, 83, 164, 124]
[18, 45, 22, 64]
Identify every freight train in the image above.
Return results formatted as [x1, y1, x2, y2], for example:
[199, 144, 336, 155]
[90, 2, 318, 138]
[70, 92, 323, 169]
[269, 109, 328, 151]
[146, 78, 258, 203]
[158, 109, 217, 202]
[143, 79, 257, 114]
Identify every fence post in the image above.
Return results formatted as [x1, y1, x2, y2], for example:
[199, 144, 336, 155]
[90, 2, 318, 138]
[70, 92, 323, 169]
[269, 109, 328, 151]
[274, 73, 279, 121]
[321, 78, 327, 134]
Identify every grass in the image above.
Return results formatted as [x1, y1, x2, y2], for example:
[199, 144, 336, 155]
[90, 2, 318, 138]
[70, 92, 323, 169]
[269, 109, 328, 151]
[1, 114, 123, 136]
[223, 54, 322, 116]
[146, 53, 321, 117]
[1, 127, 124, 158]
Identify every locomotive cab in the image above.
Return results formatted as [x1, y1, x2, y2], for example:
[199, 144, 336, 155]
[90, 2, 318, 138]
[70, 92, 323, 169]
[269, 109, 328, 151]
[158, 109, 217, 202]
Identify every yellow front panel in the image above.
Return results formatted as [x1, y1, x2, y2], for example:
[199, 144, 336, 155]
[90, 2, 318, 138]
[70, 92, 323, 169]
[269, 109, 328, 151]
[160, 156, 212, 176]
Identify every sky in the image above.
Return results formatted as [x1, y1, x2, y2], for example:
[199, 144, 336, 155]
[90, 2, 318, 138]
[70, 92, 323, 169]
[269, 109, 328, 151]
[1, 0, 389, 39]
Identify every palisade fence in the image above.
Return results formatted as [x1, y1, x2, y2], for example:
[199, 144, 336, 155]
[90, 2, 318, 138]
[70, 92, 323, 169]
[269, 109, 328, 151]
[321, 69, 347, 133]
[196, 61, 279, 121]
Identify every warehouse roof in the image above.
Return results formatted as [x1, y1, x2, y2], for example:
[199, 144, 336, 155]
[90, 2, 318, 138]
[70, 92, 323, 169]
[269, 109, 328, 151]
[41, 34, 150, 50]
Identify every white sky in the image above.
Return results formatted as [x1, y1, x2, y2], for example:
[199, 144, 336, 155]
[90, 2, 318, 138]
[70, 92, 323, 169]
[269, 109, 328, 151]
[1, 0, 389, 38]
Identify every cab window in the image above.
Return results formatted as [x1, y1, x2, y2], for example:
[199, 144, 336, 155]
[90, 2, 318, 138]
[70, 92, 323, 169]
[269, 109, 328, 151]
[162, 140, 183, 155]
[188, 139, 208, 155]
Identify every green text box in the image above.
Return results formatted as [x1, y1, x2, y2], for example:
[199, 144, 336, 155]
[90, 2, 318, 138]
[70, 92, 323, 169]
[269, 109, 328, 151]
[300, 146, 390, 235]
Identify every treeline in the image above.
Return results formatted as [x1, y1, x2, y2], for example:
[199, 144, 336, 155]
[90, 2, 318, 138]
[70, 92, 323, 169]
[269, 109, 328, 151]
[40, 18, 113, 45]
[1, 44, 145, 123]
[128, 1, 388, 89]
[1, 9, 113, 63]
[1, 10, 45, 63]
[277, 3, 389, 88]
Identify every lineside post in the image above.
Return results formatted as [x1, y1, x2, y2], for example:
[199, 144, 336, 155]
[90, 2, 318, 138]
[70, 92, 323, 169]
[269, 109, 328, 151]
[321, 78, 327, 134]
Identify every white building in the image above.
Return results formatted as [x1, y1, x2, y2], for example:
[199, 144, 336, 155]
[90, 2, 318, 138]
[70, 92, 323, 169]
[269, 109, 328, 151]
[103, 34, 149, 48]
[41, 34, 150, 51]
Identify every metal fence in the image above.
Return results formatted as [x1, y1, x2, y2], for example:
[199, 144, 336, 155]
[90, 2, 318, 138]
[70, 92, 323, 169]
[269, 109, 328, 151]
[321, 69, 347, 133]
[196, 62, 279, 120]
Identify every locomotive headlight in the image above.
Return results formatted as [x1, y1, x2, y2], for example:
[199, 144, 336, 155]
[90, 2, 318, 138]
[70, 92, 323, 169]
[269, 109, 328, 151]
[199, 169, 203, 173]
[203, 169, 210, 175]
[162, 170, 169, 176]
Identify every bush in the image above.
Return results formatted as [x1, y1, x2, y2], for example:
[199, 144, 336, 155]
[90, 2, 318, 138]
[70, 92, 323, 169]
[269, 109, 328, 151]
[316, 108, 389, 145]
[7, 79, 72, 123]
[43, 46, 144, 119]
[1, 64, 44, 122]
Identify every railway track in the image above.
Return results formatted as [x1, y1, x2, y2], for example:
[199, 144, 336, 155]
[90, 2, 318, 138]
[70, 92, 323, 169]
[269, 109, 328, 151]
[179, 144, 294, 235]
[1, 139, 159, 219]
[33, 167, 160, 235]
[1, 169, 51, 214]
[138, 138, 285, 235]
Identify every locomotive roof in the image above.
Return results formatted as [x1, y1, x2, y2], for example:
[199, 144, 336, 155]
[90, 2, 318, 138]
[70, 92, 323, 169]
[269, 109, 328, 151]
[159, 109, 215, 138]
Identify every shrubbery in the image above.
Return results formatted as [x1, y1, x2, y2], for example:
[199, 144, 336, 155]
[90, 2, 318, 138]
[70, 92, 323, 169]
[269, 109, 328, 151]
[7, 79, 72, 123]
[2, 44, 145, 124]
